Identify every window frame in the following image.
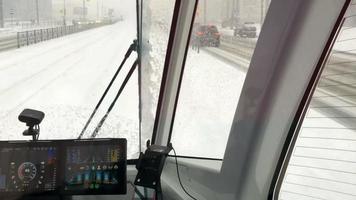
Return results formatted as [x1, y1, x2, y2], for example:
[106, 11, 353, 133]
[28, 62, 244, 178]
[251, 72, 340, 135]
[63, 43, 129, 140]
[137, 0, 181, 151]
[269, 2, 351, 200]
[149, 0, 351, 163]
[155, 0, 353, 199]
[136, 0, 142, 158]
[149, 0, 199, 146]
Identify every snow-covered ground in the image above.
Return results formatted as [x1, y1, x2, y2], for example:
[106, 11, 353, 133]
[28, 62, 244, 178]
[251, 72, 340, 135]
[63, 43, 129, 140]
[0, 19, 140, 158]
[171, 49, 245, 158]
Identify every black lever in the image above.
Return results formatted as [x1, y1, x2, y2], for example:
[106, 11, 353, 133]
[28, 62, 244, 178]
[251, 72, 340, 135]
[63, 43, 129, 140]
[78, 40, 137, 139]
[90, 59, 139, 138]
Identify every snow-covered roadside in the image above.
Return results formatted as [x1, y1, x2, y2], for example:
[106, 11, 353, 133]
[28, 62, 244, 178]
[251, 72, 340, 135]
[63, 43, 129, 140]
[0, 19, 140, 158]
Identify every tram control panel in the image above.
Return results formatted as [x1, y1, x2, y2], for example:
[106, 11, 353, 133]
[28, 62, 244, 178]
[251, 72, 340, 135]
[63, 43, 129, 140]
[0, 139, 127, 198]
[64, 142, 126, 194]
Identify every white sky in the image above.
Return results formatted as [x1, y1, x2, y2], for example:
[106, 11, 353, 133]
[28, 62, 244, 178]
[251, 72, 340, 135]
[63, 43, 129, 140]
[52, 0, 136, 20]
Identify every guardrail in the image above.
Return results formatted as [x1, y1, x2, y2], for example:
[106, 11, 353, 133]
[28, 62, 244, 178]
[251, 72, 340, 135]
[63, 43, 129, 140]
[17, 23, 109, 48]
[220, 35, 256, 49]
[0, 35, 18, 51]
[0, 22, 113, 53]
[219, 35, 256, 59]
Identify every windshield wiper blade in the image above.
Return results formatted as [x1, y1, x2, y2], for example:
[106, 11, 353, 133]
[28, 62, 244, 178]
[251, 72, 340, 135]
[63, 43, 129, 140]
[78, 40, 137, 139]
[91, 59, 139, 138]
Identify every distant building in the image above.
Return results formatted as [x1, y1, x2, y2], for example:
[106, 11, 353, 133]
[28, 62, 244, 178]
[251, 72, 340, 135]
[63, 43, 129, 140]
[239, 0, 270, 24]
[51, 0, 102, 23]
[2, 0, 52, 23]
[196, 0, 270, 26]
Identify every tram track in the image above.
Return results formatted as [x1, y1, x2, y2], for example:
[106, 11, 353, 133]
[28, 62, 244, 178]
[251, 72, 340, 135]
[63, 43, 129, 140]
[0, 25, 113, 72]
[0, 23, 125, 119]
[0, 32, 111, 98]
[216, 36, 356, 100]
[203, 36, 356, 131]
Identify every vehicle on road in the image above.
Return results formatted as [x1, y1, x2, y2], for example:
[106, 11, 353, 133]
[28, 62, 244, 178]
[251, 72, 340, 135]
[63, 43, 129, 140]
[234, 22, 257, 38]
[192, 25, 221, 47]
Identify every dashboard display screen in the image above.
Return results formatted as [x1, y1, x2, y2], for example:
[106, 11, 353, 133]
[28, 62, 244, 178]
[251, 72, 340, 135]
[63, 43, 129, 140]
[0, 139, 126, 197]
[0, 144, 57, 193]
[64, 142, 126, 194]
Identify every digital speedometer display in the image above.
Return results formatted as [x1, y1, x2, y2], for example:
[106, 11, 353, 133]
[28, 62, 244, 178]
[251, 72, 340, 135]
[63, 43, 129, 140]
[0, 145, 57, 193]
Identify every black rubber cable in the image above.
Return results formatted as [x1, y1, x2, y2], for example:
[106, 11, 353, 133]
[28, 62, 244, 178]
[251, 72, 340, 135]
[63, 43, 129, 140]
[172, 148, 198, 200]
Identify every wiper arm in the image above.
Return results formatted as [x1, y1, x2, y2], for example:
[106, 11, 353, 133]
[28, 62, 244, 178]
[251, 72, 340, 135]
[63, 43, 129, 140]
[91, 59, 139, 138]
[78, 40, 137, 139]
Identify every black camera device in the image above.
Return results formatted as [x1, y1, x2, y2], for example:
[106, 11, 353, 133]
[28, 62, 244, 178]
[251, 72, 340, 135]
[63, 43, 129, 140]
[18, 109, 45, 140]
[134, 142, 172, 200]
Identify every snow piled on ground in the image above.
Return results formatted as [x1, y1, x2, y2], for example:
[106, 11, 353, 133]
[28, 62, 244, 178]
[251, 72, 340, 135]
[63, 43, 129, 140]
[171, 49, 246, 158]
[0, 18, 140, 158]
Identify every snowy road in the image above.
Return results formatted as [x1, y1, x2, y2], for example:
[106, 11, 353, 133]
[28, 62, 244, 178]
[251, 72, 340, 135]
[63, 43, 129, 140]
[0, 12, 355, 199]
[0, 20, 140, 157]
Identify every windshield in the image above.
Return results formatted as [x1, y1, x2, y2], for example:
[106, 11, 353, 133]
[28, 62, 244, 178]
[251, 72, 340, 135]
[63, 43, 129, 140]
[139, 0, 176, 150]
[0, 0, 139, 159]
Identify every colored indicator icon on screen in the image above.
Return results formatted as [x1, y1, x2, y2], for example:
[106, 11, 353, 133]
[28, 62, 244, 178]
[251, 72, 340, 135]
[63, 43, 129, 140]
[84, 172, 90, 182]
[103, 172, 109, 183]
[96, 172, 102, 183]
[77, 174, 82, 184]
[111, 150, 118, 162]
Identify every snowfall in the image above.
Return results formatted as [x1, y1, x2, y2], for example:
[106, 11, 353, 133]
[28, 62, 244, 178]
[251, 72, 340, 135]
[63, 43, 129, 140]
[0, 1, 355, 200]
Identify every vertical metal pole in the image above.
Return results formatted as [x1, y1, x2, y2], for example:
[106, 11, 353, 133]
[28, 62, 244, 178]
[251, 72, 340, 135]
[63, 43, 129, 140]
[226, 1, 229, 19]
[17, 32, 20, 48]
[36, 0, 40, 25]
[34, 30, 37, 43]
[236, 0, 240, 19]
[26, 31, 29, 46]
[101, 0, 104, 18]
[0, 0, 3, 28]
[97, 0, 99, 19]
[203, 0, 207, 24]
[83, 0, 86, 20]
[232, 0, 235, 19]
[63, 0, 66, 26]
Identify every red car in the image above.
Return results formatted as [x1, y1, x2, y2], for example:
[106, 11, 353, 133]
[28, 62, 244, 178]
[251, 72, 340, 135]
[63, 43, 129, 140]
[192, 25, 221, 47]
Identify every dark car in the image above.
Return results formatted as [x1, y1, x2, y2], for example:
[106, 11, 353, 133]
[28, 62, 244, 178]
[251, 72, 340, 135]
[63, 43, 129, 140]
[192, 25, 221, 47]
[234, 22, 257, 38]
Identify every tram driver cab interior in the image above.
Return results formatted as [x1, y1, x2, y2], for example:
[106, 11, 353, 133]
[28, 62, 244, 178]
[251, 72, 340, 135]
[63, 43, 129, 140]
[0, 0, 355, 199]
[0, 109, 127, 200]
[1, 107, 173, 200]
